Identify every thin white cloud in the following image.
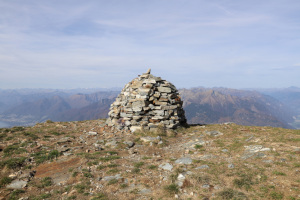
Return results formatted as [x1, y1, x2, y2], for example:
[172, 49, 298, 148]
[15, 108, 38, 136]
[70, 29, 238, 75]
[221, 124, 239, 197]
[0, 0, 300, 89]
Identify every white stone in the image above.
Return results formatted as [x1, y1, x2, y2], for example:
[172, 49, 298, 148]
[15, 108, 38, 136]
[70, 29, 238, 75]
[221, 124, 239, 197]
[159, 163, 173, 171]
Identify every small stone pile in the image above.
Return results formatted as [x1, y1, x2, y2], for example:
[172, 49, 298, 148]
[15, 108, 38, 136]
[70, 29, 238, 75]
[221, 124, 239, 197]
[106, 69, 187, 132]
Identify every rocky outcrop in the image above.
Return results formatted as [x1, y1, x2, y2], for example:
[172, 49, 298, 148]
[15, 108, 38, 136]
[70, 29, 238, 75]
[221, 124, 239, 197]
[106, 69, 187, 132]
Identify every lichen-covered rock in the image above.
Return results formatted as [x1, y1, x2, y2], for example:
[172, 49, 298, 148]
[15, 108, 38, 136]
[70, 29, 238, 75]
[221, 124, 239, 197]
[106, 69, 187, 132]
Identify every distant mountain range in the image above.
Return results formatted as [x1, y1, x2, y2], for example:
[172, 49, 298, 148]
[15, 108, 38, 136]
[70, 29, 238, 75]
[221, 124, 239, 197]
[0, 87, 299, 129]
[180, 88, 295, 129]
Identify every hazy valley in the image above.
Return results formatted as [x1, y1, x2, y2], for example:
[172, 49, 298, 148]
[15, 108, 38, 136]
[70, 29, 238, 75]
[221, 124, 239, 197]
[0, 87, 299, 129]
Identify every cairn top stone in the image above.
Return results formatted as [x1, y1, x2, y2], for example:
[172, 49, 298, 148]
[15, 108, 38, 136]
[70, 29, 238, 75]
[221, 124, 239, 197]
[106, 70, 186, 132]
[146, 68, 151, 74]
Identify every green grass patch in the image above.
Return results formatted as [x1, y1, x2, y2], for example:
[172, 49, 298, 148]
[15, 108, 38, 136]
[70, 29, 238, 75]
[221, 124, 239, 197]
[134, 162, 144, 168]
[164, 184, 179, 195]
[0, 176, 12, 188]
[142, 156, 152, 160]
[107, 163, 119, 168]
[0, 133, 7, 140]
[97, 165, 107, 170]
[0, 157, 26, 169]
[132, 168, 140, 173]
[23, 132, 39, 140]
[233, 173, 254, 191]
[99, 156, 120, 162]
[106, 151, 118, 155]
[31, 150, 61, 164]
[83, 172, 94, 178]
[217, 188, 247, 200]
[3, 144, 27, 156]
[66, 195, 77, 200]
[270, 191, 284, 199]
[8, 189, 25, 200]
[106, 169, 119, 174]
[41, 177, 52, 187]
[50, 131, 66, 136]
[148, 165, 157, 169]
[272, 171, 286, 176]
[72, 172, 78, 177]
[74, 183, 88, 193]
[11, 126, 25, 132]
[293, 163, 300, 168]
[107, 179, 118, 185]
[91, 193, 109, 200]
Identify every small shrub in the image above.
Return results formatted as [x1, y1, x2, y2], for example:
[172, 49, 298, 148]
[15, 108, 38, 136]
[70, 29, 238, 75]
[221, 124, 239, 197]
[23, 132, 39, 140]
[66, 196, 77, 200]
[39, 193, 51, 199]
[0, 133, 7, 140]
[294, 163, 300, 168]
[107, 179, 118, 185]
[120, 183, 128, 188]
[72, 172, 78, 177]
[32, 150, 61, 164]
[164, 184, 179, 195]
[273, 171, 286, 176]
[74, 184, 88, 193]
[4, 144, 27, 156]
[142, 156, 152, 160]
[5, 136, 14, 141]
[41, 177, 52, 187]
[148, 165, 157, 169]
[233, 174, 254, 191]
[270, 191, 284, 200]
[134, 162, 144, 168]
[193, 174, 210, 184]
[91, 192, 109, 200]
[97, 165, 107, 170]
[51, 131, 65, 136]
[217, 188, 247, 200]
[194, 144, 203, 149]
[87, 161, 98, 166]
[99, 156, 120, 162]
[65, 185, 71, 192]
[83, 172, 94, 178]
[0, 157, 26, 169]
[132, 168, 140, 173]
[217, 188, 234, 199]
[0, 176, 12, 188]
[107, 169, 119, 174]
[106, 151, 118, 155]
[9, 189, 25, 200]
[107, 163, 118, 168]
[11, 126, 25, 132]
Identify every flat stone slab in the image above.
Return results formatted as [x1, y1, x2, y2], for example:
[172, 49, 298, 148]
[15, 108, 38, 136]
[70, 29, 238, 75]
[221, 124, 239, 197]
[102, 174, 122, 182]
[196, 165, 209, 169]
[87, 131, 97, 135]
[228, 164, 235, 169]
[205, 130, 223, 136]
[138, 188, 152, 194]
[181, 137, 208, 149]
[140, 136, 159, 143]
[6, 180, 27, 189]
[175, 157, 192, 165]
[159, 163, 173, 171]
[244, 145, 270, 153]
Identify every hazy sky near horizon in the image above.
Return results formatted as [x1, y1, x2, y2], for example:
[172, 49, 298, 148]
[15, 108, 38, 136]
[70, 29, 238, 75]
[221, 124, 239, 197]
[0, 0, 300, 89]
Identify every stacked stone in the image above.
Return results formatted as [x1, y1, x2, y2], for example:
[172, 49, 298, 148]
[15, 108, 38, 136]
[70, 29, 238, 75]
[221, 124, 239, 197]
[106, 69, 187, 132]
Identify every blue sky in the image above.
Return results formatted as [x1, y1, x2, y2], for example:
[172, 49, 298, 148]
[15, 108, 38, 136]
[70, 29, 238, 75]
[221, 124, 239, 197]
[0, 0, 300, 89]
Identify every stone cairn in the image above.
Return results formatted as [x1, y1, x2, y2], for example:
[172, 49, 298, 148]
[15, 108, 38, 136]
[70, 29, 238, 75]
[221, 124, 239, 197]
[106, 69, 187, 132]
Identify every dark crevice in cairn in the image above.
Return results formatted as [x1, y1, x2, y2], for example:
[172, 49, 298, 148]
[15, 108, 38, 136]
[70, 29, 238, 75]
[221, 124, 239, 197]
[106, 69, 187, 132]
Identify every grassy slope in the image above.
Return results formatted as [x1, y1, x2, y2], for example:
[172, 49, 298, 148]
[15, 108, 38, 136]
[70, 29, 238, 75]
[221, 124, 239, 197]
[0, 120, 299, 200]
